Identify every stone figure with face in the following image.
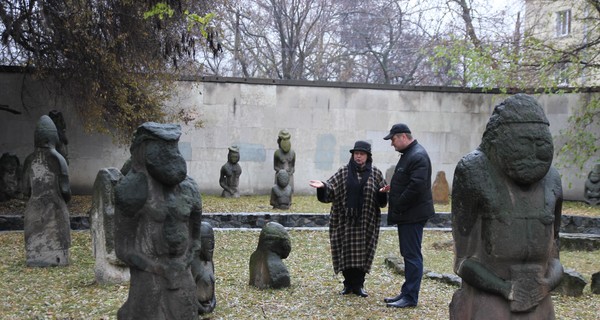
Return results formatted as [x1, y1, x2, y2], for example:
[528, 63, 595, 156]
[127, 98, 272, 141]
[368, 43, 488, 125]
[249, 222, 292, 289]
[449, 94, 564, 319]
[270, 169, 292, 210]
[584, 164, 600, 206]
[220, 145, 242, 198]
[191, 221, 216, 314]
[114, 122, 202, 320]
[274, 129, 296, 190]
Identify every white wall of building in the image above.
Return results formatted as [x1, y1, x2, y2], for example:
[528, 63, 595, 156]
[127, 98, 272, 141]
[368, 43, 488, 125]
[0, 71, 593, 200]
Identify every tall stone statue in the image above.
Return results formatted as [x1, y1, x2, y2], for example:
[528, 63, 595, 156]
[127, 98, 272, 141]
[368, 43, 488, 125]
[21, 115, 71, 267]
[0, 152, 21, 201]
[274, 129, 295, 191]
[249, 222, 292, 289]
[270, 169, 292, 210]
[48, 110, 69, 164]
[114, 122, 202, 320]
[219, 145, 242, 198]
[449, 94, 564, 319]
[90, 168, 129, 284]
[191, 222, 217, 314]
[584, 163, 600, 206]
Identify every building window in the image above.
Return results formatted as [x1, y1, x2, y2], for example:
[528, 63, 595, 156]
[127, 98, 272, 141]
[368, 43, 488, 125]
[556, 10, 571, 37]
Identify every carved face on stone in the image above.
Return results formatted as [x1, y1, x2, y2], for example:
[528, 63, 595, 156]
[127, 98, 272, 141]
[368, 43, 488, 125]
[279, 138, 291, 153]
[276, 169, 289, 188]
[145, 139, 187, 186]
[589, 165, 600, 183]
[228, 150, 240, 164]
[200, 223, 215, 261]
[491, 122, 553, 185]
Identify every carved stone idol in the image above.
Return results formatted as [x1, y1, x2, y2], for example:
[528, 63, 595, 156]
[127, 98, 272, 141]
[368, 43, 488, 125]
[274, 129, 296, 191]
[220, 145, 242, 198]
[449, 94, 563, 319]
[0, 152, 21, 202]
[191, 222, 217, 314]
[22, 115, 71, 267]
[584, 163, 600, 206]
[114, 122, 202, 320]
[270, 169, 292, 210]
[90, 168, 129, 284]
[432, 170, 449, 205]
[249, 222, 292, 289]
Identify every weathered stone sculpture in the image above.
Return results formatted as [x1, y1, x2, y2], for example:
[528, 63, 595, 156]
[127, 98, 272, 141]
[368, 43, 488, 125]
[449, 94, 564, 319]
[0, 152, 21, 201]
[48, 110, 69, 164]
[584, 163, 600, 206]
[21, 115, 71, 267]
[219, 145, 242, 198]
[432, 170, 449, 205]
[114, 122, 202, 320]
[249, 221, 292, 289]
[270, 169, 292, 210]
[274, 129, 295, 191]
[191, 222, 217, 314]
[90, 168, 129, 284]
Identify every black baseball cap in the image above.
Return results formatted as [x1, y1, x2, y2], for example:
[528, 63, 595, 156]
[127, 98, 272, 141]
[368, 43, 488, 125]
[383, 123, 411, 140]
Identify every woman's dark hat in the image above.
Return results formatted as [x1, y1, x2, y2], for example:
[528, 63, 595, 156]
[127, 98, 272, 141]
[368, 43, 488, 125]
[350, 140, 372, 155]
[383, 123, 411, 140]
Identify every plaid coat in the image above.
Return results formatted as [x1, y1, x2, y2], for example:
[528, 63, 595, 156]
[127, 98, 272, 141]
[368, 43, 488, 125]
[317, 164, 387, 274]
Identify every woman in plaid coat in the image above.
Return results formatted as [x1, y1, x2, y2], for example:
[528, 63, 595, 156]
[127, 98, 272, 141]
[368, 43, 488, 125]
[309, 140, 388, 297]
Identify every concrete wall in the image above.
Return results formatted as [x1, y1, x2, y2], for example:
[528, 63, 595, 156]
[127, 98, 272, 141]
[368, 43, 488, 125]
[0, 71, 594, 200]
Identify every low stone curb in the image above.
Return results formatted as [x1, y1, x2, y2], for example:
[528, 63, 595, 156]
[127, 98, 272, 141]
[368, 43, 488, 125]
[1, 212, 599, 235]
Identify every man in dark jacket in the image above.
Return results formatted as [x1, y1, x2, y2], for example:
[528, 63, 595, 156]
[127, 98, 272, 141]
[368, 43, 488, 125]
[381, 123, 435, 308]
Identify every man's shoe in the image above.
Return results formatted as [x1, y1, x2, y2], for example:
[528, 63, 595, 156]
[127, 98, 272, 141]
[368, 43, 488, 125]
[352, 287, 369, 297]
[383, 293, 403, 303]
[386, 298, 417, 308]
[340, 286, 352, 295]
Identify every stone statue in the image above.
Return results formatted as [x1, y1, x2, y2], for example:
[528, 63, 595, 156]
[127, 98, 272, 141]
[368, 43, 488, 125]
[191, 222, 217, 314]
[219, 145, 242, 198]
[270, 169, 292, 210]
[449, 94, 564, 319]
[48, 110, 69, 164]
[274, 129, 295, 191]
[584, 163, 600, 206]
[0, 152, 21, 201]
[90, 167, 130, 284]
[21, 115, 71, 267]
[249, 221, 292, 289]
[114, 122, 202, 320]
[432, 170, 449, 204]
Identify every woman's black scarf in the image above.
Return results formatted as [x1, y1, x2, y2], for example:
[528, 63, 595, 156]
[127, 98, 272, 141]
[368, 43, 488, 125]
[345, 157, 372, 224]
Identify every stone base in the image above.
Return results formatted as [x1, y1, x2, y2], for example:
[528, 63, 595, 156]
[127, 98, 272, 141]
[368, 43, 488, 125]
[26, 249, 69, 267]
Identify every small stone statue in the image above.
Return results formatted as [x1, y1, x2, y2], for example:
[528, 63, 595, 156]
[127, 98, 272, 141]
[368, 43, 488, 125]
[90, 168, 129, 284]
[432, 170, 449, 205]
[0, 152, 21, 201]
[114, 122, 202, 320]
[584, 164, 600, 206]
[270, 169, 292, 210]
[21, 115, 71, 267]
[274, 129, 296, 191]
[48, 110, 69, 164]
[191, 222, 217, 314]
[249, 222, 292, 289]
[219, 145, 242, 198]
[449, 94, 563, 319]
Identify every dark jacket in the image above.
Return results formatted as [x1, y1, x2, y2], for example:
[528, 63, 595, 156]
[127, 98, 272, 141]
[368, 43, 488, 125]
[387, 140, 435, 225]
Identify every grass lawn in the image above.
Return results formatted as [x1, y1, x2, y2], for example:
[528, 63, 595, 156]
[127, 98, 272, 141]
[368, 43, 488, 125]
[1, 229, 598, 319]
